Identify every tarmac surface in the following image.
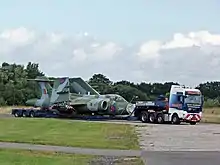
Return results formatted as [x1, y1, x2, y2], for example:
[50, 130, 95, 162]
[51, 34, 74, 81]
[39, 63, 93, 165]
[0, 142, 141, 157]
[135, 122, 220, 165]
[143, 151, 220, 165]
[0, 113, 220, 165]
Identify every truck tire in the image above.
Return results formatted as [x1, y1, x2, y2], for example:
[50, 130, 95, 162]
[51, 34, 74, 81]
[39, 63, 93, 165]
[190, 121, 196, 125]
[156, 113, 164, 124]
[171, 114, 180, 124]
[148, 113, 155, 123]
[140, 111, 148, 123]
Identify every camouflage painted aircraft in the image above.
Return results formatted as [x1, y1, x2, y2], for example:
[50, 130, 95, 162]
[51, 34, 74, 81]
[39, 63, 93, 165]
[25, 76, 135, 117]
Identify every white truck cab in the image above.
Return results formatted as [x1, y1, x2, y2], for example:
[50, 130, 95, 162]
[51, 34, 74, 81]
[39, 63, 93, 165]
[167, 85, 203, 125]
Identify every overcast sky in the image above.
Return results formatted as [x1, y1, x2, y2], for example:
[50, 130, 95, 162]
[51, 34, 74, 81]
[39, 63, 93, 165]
[0, 0, 220, 87]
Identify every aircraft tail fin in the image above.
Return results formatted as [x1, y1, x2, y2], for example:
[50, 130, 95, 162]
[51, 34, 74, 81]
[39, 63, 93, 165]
[50, 77, 70, 104]
[27, 76, 53, 99]
[69, 77, 100, 95]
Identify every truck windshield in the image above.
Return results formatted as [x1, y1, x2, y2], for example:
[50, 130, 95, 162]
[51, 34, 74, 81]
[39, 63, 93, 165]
[185, 95, 202, 104]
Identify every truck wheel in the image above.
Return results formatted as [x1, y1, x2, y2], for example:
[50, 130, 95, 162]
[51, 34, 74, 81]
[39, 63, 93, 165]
[140, 111, 148, 123]
[190, 121, 196, 125]
[171, 114, 180, 124]
[148, 113, 155, 123]
[156, 113, 164, 124]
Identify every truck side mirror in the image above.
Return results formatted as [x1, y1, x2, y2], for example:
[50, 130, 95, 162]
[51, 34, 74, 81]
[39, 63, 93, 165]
[180, 96, 183, 103]
[178, 95, 184, 103]
[202, 95, 204, 104]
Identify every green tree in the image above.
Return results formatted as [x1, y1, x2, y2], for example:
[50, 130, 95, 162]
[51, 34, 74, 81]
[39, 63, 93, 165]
[26, 62, 44, 79]
[88, 74, 113, 94]
[0, 62, 44, 106]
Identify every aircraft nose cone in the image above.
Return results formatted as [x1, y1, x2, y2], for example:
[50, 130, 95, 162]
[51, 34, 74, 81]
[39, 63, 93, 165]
[126, 103, 136, 114]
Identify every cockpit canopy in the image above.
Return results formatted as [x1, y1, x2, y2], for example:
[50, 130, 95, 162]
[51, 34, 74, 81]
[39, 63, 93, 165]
[104, 94, 128, 102]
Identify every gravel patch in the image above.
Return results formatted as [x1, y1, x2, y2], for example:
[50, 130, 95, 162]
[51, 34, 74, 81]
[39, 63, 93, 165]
[135, 123, 220, 151]
[88, 156, 142, 165]
[88, 156, 119, 165]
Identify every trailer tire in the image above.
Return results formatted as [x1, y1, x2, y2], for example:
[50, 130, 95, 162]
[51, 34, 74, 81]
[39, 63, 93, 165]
[156, 113, 164, 124]
[22, 111, 27, 117]
[171, 114, 180, 124]
[140, 111, 148, 123]
[14, 110, 20, 117]
[148, 113, 155, 123]
[29, 111, 35, 118]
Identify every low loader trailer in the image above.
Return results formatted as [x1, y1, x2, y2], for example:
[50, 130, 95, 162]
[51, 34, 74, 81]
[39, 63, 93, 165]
[11, 104, 135, 120]
[11, 108, 59, 118]
[11, 104, 82, 119]
[11, 107, 136, 121]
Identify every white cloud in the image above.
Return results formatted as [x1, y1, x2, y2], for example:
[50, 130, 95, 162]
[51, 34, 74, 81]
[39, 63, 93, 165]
[1, 27, 220, 87]
[137, 40, 161, 60]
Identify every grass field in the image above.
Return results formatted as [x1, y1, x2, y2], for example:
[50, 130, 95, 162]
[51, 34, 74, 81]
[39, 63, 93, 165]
[0, 149, 144, 165]
[0, 118, 140, 150]
[201, 107, 220, 123]
[0, 149, 92, 165]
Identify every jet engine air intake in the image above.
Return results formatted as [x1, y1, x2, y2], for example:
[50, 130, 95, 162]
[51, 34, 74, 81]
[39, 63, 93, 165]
[100, 100, 108, 110]
[87, 99, 109, 111]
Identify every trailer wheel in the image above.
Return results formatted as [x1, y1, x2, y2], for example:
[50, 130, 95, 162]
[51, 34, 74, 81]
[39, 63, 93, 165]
[29, 111, 35, 118]
[22, 111, 27, 117]
[148, 113, 155, 123]
[140, 111, 148, 123]
[156, 113, 164, 124]
[171, 114, 180, 124]
[14, 111, 20, 117]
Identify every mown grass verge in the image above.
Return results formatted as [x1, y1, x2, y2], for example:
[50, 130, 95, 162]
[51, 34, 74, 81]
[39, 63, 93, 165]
[0, 149, 92, 165]
[0, 148, 144, 165]
[0, 118, 140, 150]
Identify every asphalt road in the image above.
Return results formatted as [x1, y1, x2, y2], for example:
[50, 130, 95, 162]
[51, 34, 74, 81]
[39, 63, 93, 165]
[143, 151, 220, 165]
[0, 113, 11, 118]
[1, 142, 220, 165]
[0, 142, 141, 157]
[136, 122, 220, 165]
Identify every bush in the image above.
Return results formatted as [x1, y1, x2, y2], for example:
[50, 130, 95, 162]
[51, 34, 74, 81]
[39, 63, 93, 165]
[203, 98, 220, 108]
[0, 97, 6, 106]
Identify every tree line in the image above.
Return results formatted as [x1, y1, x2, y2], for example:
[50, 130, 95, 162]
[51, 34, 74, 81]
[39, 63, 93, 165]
[0, 62, 220, 107]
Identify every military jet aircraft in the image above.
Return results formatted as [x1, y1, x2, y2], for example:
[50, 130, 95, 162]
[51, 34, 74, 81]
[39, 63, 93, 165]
[25, 76, 135, 117]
